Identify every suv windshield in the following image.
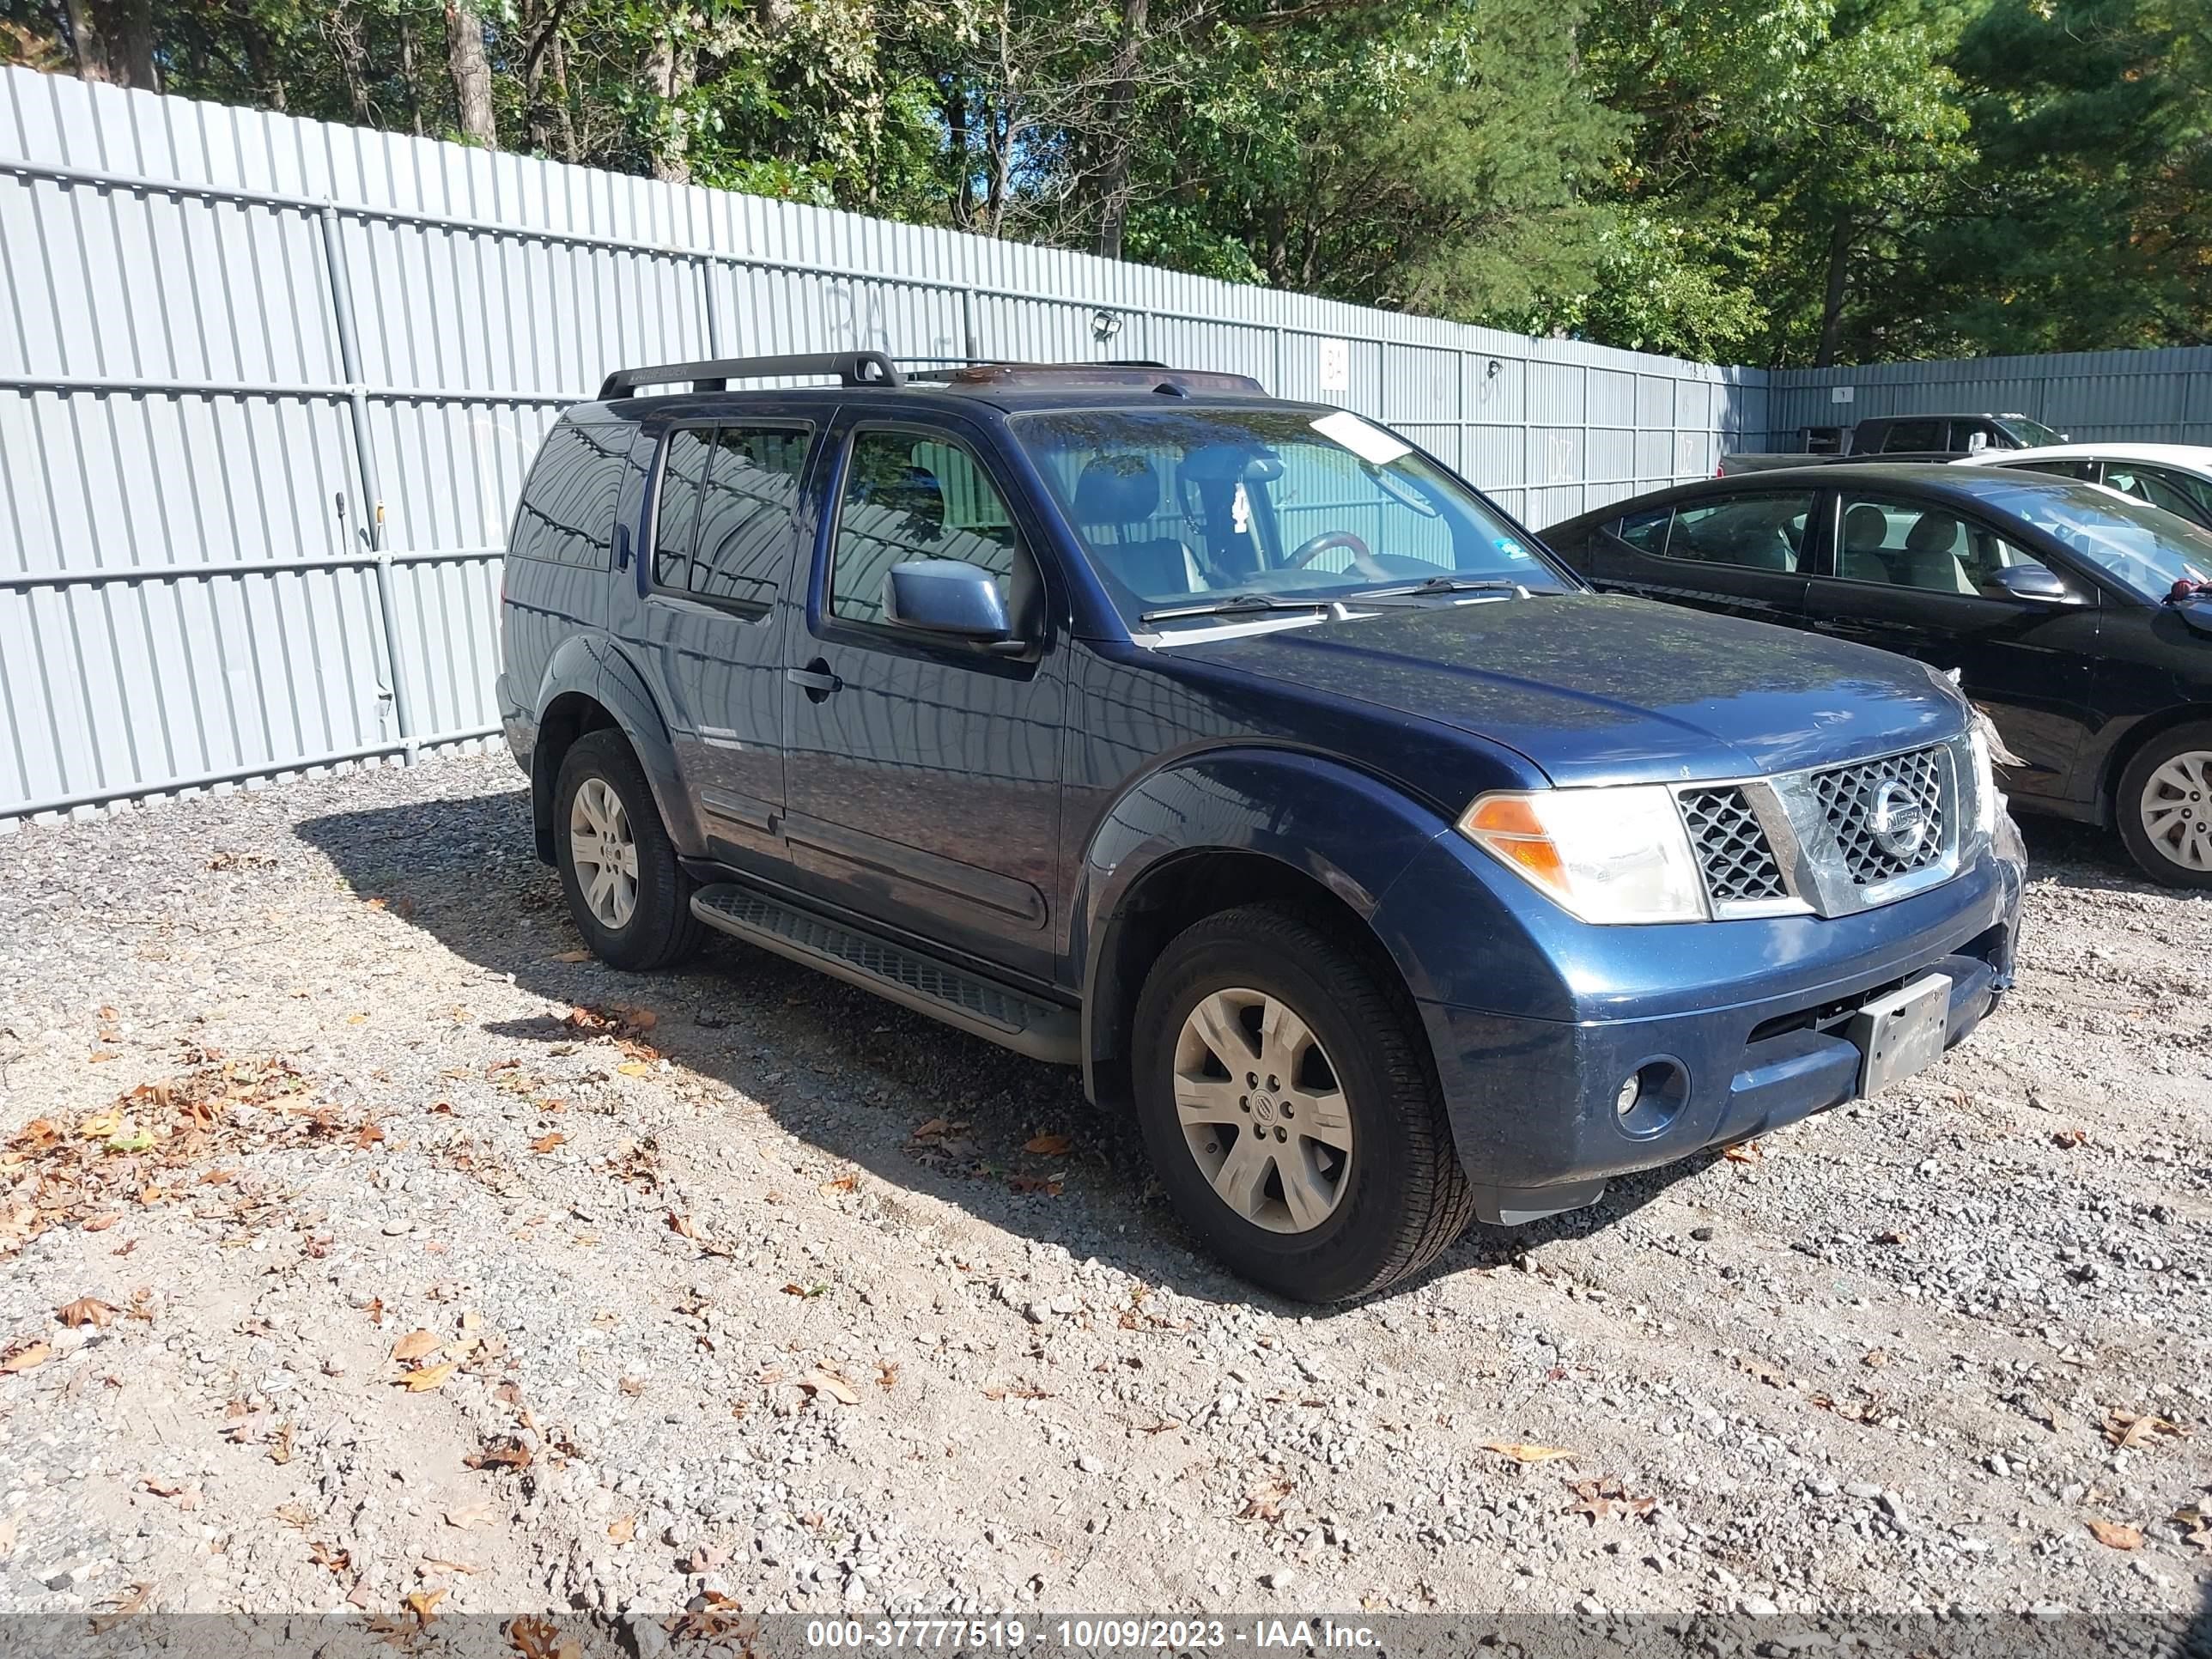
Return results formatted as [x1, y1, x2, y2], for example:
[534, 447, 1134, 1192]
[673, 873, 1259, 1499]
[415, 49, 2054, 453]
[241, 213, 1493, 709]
[1996, 416, 2065, 447]
[1981, 478, 2212, 599]
[1011, 407, 1574, 627]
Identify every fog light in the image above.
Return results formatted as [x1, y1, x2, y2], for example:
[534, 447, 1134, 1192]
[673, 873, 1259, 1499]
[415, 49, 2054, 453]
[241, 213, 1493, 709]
[1614, 1073, 1643, 1119]
[1613, 1058, 1691, 1138]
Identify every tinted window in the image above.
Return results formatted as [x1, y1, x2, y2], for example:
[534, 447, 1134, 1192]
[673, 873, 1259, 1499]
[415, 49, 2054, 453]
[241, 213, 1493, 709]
[1996, 457, 2095, 481]
[510, 418, 626, 568]
[652, 427, 713, 589]
[1831, 492, 2056, 598]
[692, 427, 811, 611]
[1663, 493, 1813, 572]
[1614, 506, 1671, 554]
[1878, 420, 1945, 453]
[2101, 463, 2212, 526]
[831, 430, 1022, 625]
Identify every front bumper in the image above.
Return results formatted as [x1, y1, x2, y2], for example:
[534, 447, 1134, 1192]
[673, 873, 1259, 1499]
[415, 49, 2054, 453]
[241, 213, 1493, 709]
[1396, 817, 2026, 1225]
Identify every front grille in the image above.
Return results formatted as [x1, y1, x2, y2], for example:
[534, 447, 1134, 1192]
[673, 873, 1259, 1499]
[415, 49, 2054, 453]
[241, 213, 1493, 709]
[1680, 785, 1789, 903]
[1811, 745, 1948, 885]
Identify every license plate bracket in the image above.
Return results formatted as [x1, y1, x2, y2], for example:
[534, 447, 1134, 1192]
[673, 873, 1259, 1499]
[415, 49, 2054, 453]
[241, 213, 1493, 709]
[1848, 971, 1954, 1097]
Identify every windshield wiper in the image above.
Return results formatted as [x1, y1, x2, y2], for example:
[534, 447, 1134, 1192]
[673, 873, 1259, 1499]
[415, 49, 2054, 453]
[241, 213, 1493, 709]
[1138, 592, 1337, 624]
[1348, 575, 1534, 601]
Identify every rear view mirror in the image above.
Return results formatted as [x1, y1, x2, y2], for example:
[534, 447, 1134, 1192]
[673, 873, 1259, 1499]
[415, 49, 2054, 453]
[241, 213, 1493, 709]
[884, 559, 1024, 652]
[1990, 563, 2081, 604]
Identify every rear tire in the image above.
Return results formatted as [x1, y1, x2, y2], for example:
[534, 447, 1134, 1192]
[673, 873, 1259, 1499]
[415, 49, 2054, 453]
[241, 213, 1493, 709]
[1131, 903, 1473, 1302]
[553, 730, 705, 970]
[2115, 722, 2212, 890]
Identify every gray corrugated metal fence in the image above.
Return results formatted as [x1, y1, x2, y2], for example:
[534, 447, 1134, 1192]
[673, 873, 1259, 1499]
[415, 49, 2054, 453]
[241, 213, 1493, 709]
[1768, 347, 2212, 447]
[9, 64, 2208, 832]
[0, 66, 1767, 827]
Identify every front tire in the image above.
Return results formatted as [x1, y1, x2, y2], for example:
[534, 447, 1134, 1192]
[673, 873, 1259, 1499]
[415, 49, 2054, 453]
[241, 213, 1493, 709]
[2116, 723, 2212, 889]
[1131, 903, 1474, 1302]
[553, 730, 705, 970]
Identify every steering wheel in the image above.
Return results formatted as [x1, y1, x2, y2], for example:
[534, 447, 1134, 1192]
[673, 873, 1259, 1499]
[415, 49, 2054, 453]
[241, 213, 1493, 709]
[1285, 530, 1390, 580]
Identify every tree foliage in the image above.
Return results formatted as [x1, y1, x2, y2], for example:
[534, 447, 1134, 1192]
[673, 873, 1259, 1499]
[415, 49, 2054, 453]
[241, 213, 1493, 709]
[3, 0, 2203, 363]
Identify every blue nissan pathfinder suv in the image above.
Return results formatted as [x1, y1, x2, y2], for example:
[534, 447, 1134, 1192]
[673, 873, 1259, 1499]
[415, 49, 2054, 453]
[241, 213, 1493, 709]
[497, 352, 2024, 1301]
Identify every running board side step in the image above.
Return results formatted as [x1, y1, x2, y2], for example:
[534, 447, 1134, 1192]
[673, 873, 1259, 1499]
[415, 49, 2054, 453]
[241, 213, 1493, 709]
[690, 884, 1081, 1065]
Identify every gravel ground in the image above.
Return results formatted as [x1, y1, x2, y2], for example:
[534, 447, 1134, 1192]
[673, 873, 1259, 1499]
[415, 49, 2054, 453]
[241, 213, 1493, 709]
[0, 753, 2208, 1635]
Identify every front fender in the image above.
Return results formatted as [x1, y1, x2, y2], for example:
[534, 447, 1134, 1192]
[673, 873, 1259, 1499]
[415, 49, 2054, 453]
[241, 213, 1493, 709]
[1073, 747, 1518, 1103]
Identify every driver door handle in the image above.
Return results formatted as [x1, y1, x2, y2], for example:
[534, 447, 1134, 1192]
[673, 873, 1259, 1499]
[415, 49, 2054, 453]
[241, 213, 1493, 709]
[787, 659, 842, 699]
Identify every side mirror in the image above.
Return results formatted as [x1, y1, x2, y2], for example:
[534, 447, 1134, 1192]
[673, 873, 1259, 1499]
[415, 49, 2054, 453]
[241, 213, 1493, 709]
[1966, 430, 1989, 455]
[884, 559, 1024, 652]
[1990, 563, 2081, 604]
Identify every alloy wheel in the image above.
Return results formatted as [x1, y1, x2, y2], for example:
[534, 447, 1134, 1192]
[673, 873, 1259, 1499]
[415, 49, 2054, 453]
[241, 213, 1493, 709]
[1172, 987, 1352, 1234]
[2139, 750, 2212, 873]
[568, 776, 641, 929]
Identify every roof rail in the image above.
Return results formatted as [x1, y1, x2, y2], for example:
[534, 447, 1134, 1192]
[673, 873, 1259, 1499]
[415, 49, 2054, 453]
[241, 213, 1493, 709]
[597, 350, 903, 401]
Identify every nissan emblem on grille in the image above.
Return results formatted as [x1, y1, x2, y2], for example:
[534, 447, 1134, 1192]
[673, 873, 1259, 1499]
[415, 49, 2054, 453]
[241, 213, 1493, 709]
[1813, 746, 1948, 885]
[1868, 778, 1932, 862]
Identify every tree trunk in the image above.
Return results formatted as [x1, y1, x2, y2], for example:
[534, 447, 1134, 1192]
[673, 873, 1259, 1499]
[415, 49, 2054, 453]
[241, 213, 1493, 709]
[1092, 0, 1150, 261]
[1814, 215, 1852, 368]
[62, 0, 107, 81]
[644, 18, 697, 183]
[400, 20, 426, 136]
[522, 0, 568, 155]
[551, 34, 578, 161]
[944, 83, 975, 229]
[92, 0, 156, 88]
[445, 0, 498, 149]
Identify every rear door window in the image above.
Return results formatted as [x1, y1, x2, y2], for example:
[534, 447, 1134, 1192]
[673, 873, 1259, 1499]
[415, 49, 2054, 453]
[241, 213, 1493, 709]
[1829, 491, 2058, 597]
[691, 427, 813, 612]
[510, 418, 627, 568]
[1662, 493, 1814, 572]
[653, 424, 811, 611]
[2101, 462, 2212, 526]
[1878, 419, 1946, 453]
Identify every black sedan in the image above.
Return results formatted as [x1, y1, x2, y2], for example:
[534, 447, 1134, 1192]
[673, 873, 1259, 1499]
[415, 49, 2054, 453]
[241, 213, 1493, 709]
[1540, 465, 2212, 886]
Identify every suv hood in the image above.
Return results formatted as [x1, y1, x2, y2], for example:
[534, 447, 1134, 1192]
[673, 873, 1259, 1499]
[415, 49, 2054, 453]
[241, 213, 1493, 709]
[1171, 595, 1966, 786]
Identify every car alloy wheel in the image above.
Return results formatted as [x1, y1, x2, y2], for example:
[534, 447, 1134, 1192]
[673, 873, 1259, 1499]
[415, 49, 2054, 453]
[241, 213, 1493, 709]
[2138, 749, 2212, 874]
[1172, 987, 1353, 1234]
[568, 775, 641, 929]
[2141, 756, 2212, 884]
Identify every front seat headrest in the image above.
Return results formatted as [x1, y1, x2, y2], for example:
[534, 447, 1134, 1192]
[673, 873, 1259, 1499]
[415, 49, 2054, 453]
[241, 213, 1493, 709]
[1073, 454, 1163, 527]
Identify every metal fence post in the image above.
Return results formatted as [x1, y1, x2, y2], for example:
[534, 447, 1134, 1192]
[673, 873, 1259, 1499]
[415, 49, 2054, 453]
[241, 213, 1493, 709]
[317, 201, 418, 763]
[699, 253, 724, 355]
[961, 287, 980, 362]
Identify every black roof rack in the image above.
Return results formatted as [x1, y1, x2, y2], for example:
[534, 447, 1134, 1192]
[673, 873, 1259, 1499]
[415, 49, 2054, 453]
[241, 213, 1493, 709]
[598, 349, 902, 401]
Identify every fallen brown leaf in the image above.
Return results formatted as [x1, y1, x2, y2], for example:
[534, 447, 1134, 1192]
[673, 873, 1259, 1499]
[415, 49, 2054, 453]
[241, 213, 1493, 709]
[800, 1369, 860, 1405]
[529, 1132, 566, 1154]
[1723, 1139, 1763, 1164]
[398, 1360, 458, 1392]
[605, 1516, 636, 1544]
[552, 950, 590, 963]
[443, 1502, 495, 1529]
[818, 1174, 860, 1196]
[89, 1582, 150, 1636]
[1241, 1478, 1294, 1522]
[2, 1343, 52, 1375]
[1022, 1133, 1074, 1156]
[511, 1614, 582, 1659]
[392, 1329, 441, 1363]
[2103, 1410, 2185, 1450]
[405, 1588, 447, 1626]
[308, 1540, 352, 1574]
[57, 1297, 116, 1329]
[2086, 1517, 2142, 1551]
[1484, 1441, 1576, 1464]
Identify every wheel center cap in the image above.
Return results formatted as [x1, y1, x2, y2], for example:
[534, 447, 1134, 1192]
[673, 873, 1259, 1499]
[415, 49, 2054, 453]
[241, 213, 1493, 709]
[1252, 1094, 1279, 1125]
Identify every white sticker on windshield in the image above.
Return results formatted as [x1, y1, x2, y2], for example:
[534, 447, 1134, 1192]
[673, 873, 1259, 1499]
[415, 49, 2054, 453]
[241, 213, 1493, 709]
[1310, 410, 1412, 467]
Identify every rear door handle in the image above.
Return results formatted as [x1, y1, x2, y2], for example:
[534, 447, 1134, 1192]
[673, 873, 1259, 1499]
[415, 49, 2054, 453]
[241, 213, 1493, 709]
[787, 660, 842, 698]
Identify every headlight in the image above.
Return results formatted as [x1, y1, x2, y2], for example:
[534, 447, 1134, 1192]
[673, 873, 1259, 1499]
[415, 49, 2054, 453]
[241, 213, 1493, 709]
[1969, 722, 2001, 837]
[1457, 787, 1706, 924]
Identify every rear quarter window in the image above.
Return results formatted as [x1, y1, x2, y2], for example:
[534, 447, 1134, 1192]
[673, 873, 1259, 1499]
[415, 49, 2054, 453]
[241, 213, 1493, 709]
[510, 418, 628, 568]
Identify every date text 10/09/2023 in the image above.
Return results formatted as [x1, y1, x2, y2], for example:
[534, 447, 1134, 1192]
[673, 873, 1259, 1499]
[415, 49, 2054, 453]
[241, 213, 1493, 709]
[801, 1620, 1382, 1651]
